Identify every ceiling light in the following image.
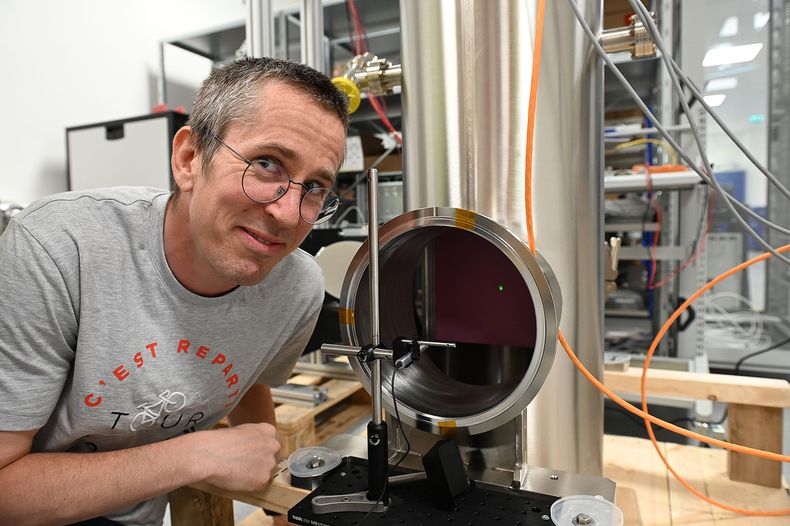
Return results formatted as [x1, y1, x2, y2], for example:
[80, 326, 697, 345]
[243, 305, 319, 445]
[703, 94, 726, 107]
[705, 77, 738, 91]
[754, 12, 770, 30]
[703, 43, 763, 67]
[719, 16, 738, 37]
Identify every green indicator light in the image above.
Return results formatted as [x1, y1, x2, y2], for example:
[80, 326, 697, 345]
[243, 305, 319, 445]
[497, 284, 505, 292]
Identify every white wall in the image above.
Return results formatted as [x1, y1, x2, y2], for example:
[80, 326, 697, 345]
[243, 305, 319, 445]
[0, 0, 248, 205]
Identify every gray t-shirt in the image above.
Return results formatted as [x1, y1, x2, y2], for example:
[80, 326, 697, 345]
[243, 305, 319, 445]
[0, 186, 324, 525]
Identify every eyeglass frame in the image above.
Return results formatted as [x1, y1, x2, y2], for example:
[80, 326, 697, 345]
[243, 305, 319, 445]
[208, 134, 340, 225]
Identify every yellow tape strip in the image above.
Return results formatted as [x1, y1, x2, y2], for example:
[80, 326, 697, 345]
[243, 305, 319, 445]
[338, 308, 355, 326]
[438, 420, 457, 429]
[454, 209, 476, 230]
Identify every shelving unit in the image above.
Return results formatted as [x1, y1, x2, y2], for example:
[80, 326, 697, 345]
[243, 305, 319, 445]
[159, 0, 404, 228]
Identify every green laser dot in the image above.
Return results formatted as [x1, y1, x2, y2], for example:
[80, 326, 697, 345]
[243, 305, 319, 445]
[497, 284, 505, 292]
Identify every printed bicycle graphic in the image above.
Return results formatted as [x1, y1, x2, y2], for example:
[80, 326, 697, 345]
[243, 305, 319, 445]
[130, 390, 187, 431]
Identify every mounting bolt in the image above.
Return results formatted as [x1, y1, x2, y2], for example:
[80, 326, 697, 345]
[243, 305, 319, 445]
[542, 515, 550, 521]
[550, 475, 559, 480]
[573, 512, 594, 525]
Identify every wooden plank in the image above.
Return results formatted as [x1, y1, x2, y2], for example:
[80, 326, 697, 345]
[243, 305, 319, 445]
[728, 404, 783, 488]
[666, 439, 790, 525]
[236, 509, 273, 526]
[603, 434, 671, 526]
[286, 374, 324, 386]
[614, 486, 643, 526]
[168, 486, 234, 526]
[664, 442, 716, 524]
[276, 379, 364, 433]
[605, 369, 790, 408]
[602, 435, 790, 526]
[191, 463, 309, 515]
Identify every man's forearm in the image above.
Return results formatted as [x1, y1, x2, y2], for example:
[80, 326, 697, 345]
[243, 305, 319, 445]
[228, 384, 276, 427]
[0, 432, 206, 526]
[0, 422, 280, 526]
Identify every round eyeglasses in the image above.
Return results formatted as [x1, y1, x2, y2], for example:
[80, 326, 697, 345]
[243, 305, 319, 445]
[211, 135, 340, 225]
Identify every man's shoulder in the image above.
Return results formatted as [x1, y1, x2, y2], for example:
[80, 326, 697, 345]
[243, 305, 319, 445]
[17, 186, 169, 224]
[266, 248, 325, 300]
[281, 248, 324, 281]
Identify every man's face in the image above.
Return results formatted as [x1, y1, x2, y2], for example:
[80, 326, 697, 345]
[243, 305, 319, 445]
[172, 82, 346, 295]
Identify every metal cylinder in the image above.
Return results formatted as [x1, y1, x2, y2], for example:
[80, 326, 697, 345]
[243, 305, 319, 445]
[368, 168, 382, 425]
[246, 0, 275, 58]
[300, 0, 325, 72]
[340, 208, 562, 436]
[399, 0, 604, 475]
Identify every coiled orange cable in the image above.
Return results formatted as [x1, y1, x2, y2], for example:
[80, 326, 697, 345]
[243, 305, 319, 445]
[525, 0, 790, 516]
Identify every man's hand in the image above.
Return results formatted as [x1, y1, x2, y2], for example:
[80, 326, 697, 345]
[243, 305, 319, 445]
[196, 422, 281, 492]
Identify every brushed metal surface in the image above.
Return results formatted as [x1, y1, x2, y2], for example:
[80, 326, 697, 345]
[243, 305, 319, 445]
[398, 0, 604, 476]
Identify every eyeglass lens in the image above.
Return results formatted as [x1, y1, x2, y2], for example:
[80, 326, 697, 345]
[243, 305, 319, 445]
[242, 161, 339, 224]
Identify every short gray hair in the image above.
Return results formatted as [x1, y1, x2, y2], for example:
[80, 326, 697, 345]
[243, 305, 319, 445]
[177, 57, 349, 196]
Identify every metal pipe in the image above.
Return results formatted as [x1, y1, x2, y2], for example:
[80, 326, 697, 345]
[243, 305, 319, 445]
[247, 0, 275, 58]
[320, 343, 393, 361]
[157, 43, 167, 106]
[368, 167, 382, 425]
[300, 0, 325, 72]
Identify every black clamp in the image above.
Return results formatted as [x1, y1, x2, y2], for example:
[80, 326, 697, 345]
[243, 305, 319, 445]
[356, 344, 378, 363]
[392, 336, 422, 369]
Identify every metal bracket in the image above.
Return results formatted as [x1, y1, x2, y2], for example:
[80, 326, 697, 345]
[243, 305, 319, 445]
[311, 490, 389, 514]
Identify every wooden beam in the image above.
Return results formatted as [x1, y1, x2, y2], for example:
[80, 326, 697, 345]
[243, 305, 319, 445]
[604, 369, 790, 408]
[727, 404, 783, 488]
[189, 462, 310, 515]
[168, 486, 234, 526]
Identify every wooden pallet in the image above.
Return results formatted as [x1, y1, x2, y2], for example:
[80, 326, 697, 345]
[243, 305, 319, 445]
[275, 374, 370, 458]
[604, 434, 790, 526]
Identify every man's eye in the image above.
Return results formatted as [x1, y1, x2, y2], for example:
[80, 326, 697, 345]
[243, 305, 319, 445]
[303, 181, 324, 191]
[254, 158, 281, 175]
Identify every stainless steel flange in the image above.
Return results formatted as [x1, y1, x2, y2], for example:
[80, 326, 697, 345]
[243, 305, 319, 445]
[339, 207, 562, 436]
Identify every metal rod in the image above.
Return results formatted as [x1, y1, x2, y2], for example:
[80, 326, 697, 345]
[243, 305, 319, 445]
[368, 167, 382, 425]
[157, 43, 167, 107]
[300, 0, 325, 72]
[320, 343, 362, 357]
[320, 343, 393, 361]
[414, 340, 457, 348]
[247, 0, 275, 58]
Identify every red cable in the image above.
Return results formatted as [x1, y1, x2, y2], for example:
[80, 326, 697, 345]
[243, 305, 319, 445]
[649, 189, 716, 289]
[347, 0, 367, 55]
[347, 0, 402, 144]
[642, 167, 660, 289]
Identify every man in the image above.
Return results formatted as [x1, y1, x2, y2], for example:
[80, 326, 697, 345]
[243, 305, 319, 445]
[0, 57, 348, 525]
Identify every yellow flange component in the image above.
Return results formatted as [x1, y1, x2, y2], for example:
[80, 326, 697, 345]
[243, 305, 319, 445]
[332, 76, 362, 114]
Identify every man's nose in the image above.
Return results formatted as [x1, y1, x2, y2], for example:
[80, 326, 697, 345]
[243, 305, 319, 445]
[266, 182, 302, 224]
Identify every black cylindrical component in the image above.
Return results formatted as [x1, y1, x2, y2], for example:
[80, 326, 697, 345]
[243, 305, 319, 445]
[366, 420, 389, 503]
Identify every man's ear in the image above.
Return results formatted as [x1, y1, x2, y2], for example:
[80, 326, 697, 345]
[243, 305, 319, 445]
[171, 126, 200, 193]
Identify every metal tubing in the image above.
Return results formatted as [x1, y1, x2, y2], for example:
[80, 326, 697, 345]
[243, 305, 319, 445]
[247, 0, 275, 58]
[321, 343, 362, 357]
[157, 43, 167, 106]
[321, 343, 393, 361]
[368, 168, 382, 425]
[300, 0, 325, 72]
